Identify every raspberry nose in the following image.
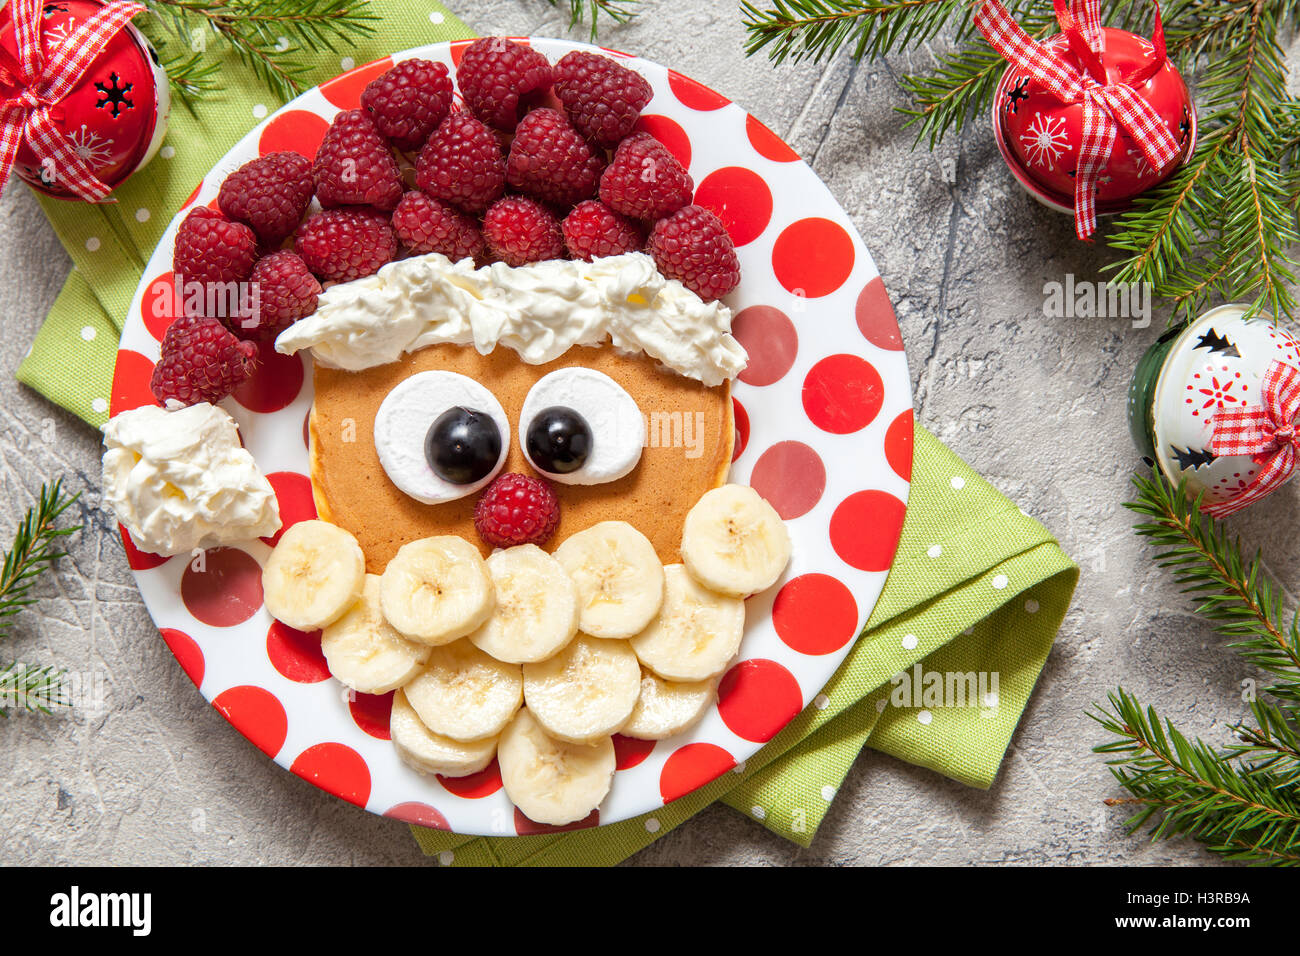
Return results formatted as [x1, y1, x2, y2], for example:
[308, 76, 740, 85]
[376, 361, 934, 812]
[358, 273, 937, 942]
[472, 472, 561, 550]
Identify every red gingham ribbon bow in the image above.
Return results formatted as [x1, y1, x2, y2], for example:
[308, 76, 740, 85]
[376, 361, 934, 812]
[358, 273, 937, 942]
[975, 0, 1181, 240]
[1207, 360, 1300, 517]
[0, 0, 144, 202]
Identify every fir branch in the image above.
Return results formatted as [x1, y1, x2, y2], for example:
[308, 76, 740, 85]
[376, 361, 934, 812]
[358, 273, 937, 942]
[143, 0, 378, 102]
[1123, 469, 1300, 696]
[548, 0, 641, 37]
[1091, 689, 1300, 865]
[0, 480, 80, 632]
[741, 0, 962, 65]
[0, 663, 66, 717]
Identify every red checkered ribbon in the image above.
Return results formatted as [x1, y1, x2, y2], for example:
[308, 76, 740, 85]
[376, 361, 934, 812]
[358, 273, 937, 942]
[0, 0, 144, 202]
[975, 0, 1181, 240]
[1207, 360, 1300, 517]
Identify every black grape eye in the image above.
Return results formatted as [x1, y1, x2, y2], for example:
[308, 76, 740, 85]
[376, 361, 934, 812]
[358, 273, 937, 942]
[427, 407, 503, 485]
[519, 368, 643, 485]
[373, 371, 509, 504]
[525, 407, 593, 475]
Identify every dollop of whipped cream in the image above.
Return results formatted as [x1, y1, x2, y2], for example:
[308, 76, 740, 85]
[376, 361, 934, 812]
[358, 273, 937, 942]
[102, 403, 281, 557]
[275, 252, 748, 388]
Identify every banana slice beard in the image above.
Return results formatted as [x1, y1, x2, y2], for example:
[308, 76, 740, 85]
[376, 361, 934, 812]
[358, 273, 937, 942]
[379, 536, 495, 646]
[402, 640, 522, 742]
[522, 636, 641, 744]
[469, 544, 579, 664]
[630, 564, 745, 682]
[680, 485, 792, 597]
[321, 575, 430, 694]
[263, 519, 366, 631]
[390, 688, 498, 778]
[554, 521, 664, 639]
[498, 708, 615, 827]
[621, 670, 717, 740]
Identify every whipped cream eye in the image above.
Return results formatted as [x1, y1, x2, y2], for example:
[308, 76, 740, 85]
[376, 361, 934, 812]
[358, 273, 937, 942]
[519, 368, 643, 485]
[374, 371, 509, 504]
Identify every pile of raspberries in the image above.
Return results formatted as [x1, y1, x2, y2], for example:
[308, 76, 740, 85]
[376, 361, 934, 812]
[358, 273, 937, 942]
[153, 38, 741, 409]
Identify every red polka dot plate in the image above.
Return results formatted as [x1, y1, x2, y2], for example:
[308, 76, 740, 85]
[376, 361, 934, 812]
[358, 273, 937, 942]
[113, 38, 913, 833]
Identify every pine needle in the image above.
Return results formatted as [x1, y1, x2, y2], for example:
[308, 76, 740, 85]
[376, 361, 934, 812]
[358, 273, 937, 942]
[0, 480, 80, 717]
[549, 0, 641, 38]
[1083, 468, 1300, 866]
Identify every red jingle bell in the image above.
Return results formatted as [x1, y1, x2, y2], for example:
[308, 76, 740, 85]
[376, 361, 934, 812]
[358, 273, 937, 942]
[979, 0, 1195, 238]
[0, 0, 169, 200]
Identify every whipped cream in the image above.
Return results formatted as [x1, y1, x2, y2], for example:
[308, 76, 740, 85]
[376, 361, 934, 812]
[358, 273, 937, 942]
[275, 252, 748, 387]
[102, 403, 281, 557]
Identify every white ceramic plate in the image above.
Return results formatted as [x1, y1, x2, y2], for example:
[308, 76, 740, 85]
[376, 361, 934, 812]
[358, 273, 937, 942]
[110, 37, 913, 835]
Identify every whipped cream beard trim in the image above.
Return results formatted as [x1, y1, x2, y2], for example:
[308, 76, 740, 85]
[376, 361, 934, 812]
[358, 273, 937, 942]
[276, 252, 749, 388]
[520, 368, 643, 485]
[374, 371, 510, 504]
[102, 403, 281, 557]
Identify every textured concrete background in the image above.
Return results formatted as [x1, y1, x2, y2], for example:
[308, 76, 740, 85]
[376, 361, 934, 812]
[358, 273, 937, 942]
[2, 0, 1283, 865]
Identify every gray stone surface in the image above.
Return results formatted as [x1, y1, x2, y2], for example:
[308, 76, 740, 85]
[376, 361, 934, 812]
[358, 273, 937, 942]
[0, 0, 1276, 866]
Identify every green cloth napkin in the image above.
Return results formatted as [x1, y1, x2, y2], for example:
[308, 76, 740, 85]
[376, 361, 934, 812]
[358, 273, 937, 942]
[16, 1, 1079, 864]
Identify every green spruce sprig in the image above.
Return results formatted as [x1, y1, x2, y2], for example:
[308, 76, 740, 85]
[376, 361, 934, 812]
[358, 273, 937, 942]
[0, 480, 81, 717]
[549, 0, 641, 37]
[1085, 470, 1300, 865]
[740, 0, 1300, 323]
[142, 0, 379, 103]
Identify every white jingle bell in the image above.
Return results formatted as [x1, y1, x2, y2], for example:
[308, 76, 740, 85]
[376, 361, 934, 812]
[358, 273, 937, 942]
[1129, 304, 1300, 512]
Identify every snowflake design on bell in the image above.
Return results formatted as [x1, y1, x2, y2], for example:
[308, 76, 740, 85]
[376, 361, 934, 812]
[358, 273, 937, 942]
[43, 17, 76, 46]
[1196, 373, 1240, 411]
[66, 124, 114, 169]
[1020, 112, 1069, 170]
[1127, 147, 1152, 179]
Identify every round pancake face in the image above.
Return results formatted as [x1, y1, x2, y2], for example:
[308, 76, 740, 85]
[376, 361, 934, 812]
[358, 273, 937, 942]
[311, 344, 734, 573]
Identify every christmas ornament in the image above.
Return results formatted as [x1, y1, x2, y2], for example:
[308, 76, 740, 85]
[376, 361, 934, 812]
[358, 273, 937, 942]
[0, 0, 169, 202]
[1129, 304, 1300, 516]
[980, 0, 1195, 239]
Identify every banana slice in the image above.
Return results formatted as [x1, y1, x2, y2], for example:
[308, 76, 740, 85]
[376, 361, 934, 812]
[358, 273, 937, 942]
[622, 670, 717, 740]
[680, 485, 792, 596]
[403, 640, 522, 742]
[469, 544, 579, 664]
[262, 519, 366, 631]
[498, 709, 615, 827]
[319, 575, 429, 694]
[629, 564, 745, 682]
[379, 536, 495, 645]
[553, 521, 664, 639]
[390, 688, 498, 778]
[522, 636, 641, 744]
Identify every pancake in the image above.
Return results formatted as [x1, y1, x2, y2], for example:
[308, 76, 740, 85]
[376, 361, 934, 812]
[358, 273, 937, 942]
[310, 343, 734, 573]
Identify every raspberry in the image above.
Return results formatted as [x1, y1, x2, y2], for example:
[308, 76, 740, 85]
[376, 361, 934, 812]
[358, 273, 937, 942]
[361, 58, 454, 151]
[553, 51, 653, 148]
[598, 132, 693, 221]
[295, 208, 397, 282]
[391, 190, 485, 262]
[172, 207, 258, 287]
[151, 314, 258, 407]
[506, 108, 604, 207]
[217, 151, 314, 245]
[455, 37, 552, 132]
[227, 251, 322, 340]
[473, 473, 560, 548]
[482, 196, 564, 267]
[416, 111, 506, 213]
[312, 109, 404, 210]
[646, 204, 741, 302]
[562, 200, 643, 261]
